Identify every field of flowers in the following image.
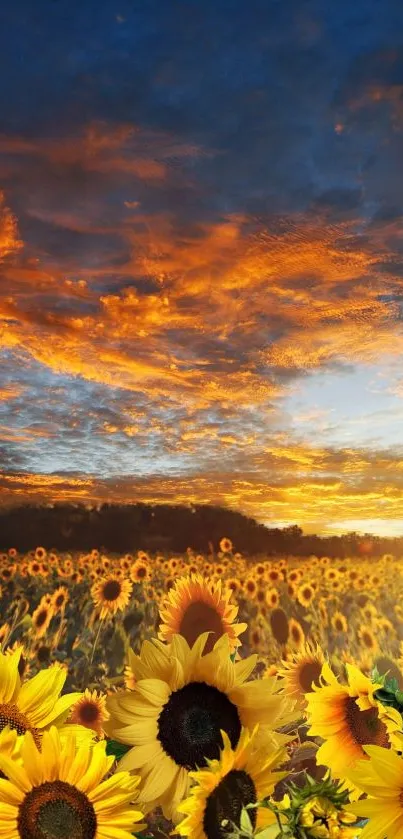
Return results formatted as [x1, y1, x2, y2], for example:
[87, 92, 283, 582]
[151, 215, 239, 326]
[0, 539, 403, 839]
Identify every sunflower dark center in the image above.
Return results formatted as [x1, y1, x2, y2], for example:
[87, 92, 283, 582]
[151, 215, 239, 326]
[344, 697, 389, 747]
[298, 661, 322, 693]
[0, 703, 40, 747]
[18, 780, 97, 839]
[55, 595, 65, 608]
[78, 702, 100, 724]
[37, 646, 51, 664]
[203, 769, 257, 839]
[179, 602, 224, 652]
[35, 610, 49, 629]
[158, 681, 241, 769]
[362, 632, 374, 649]
[102, 580, 121, 601]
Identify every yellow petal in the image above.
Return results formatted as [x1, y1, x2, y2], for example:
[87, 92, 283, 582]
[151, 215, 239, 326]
[140, 752, 177, 802]
[0, 650, 21, 704]
[117, 740, 163, 772]
[17, 667, 66, 724]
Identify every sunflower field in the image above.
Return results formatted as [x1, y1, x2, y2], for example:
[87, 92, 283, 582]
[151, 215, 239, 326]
[0, 540, 403, 839]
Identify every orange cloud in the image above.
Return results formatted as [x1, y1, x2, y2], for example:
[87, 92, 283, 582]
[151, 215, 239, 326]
[2, 442, 403, 535]
[0, 192, 22, 260]
[0, 121, 204, 183]
[1, 123, 403, 532]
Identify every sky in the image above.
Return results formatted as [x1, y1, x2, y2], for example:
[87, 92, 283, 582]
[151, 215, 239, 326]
[1, 0, 403, 535]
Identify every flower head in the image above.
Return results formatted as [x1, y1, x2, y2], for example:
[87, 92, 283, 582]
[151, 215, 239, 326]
[158, 573, 247, 654]
[91, 574, 132, 620]
[0, 726, 144, 839]
[176, 725, 287, 839]
[106, 632, 296, 821]
[306, 661, 402, 783]
[0, 647, 82, 747]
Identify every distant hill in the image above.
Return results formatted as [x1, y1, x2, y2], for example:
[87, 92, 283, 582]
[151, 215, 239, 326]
[0, 501, 396, 558]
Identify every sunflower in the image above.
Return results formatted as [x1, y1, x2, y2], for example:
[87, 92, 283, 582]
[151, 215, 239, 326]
[305, 661, 403, 782]
[91, 574, 133, 620]
[377, 617, 396, 639]
[361, 602, 378, 624]
[226, 578, 240, 597]
[34, 546, 47, 561]
[31, 603, 54, 639]
[1, 564, 16, 581]
[0, 649, 82, 747]
[27, 560, 41, 577]
[297, 583, 316, 608]
[68, 689, 110, 738]
[243, 577, 257, 598]
[288, 618, 305, 649]
[52, 586, 69, 612]
[278, 641, 326, 710]
[158, 573, 247, 655]
[219, 538, 232, 553]
[346, 744, 403, 839]
[0, 725, 144, 839]
[176, 725, 287, 839]
[265, 588, 280, 609]
[331, 611, 348, 634]
[287, 569, 301, 584]
[266, 567, 282, 585]
[357, 625, 378, 655]
[106, 632, 296, 822]
[130, 558, 151, 584]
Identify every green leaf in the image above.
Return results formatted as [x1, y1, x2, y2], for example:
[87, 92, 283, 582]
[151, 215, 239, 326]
[255, 826, 282, 839]
[240, 807, 253, 835]
[370, 667, 385, 685]
[106, 739, 131, 760]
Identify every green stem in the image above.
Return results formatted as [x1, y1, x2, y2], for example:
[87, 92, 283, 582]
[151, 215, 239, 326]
[89, 618, 103, 666]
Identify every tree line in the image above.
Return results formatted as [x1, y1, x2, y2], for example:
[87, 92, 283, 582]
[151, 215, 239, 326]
[0, 502, 399, 558]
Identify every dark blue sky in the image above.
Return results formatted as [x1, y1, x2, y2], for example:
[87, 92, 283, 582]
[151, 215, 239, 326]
[1, 0, 403, 534]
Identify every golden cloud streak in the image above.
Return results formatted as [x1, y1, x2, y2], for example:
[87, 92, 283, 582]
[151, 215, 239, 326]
[1, 122, 403, 531]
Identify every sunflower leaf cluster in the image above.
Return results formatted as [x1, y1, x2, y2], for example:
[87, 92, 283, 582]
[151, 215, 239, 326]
[371, 667, 403, 714]
[283, 772, 351, 809]
[251, 774, 362, 839]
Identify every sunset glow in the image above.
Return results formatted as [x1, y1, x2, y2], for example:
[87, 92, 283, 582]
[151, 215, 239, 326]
[1, 2, 403, 535]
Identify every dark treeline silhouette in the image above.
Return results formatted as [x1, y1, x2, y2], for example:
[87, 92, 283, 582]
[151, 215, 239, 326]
[0, 503, 399, 558]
